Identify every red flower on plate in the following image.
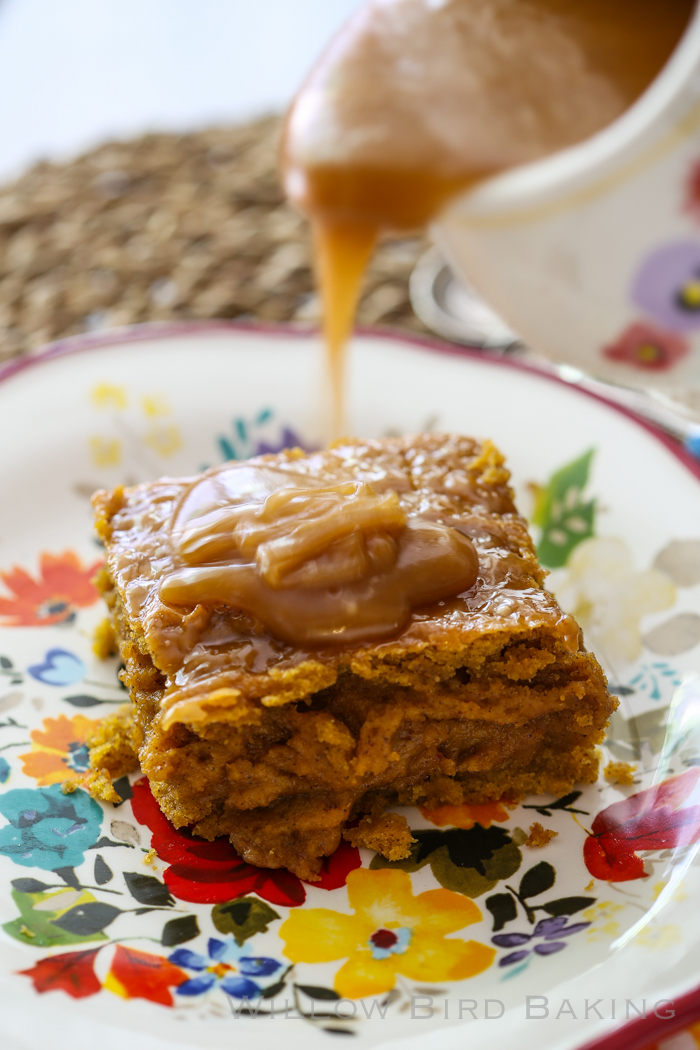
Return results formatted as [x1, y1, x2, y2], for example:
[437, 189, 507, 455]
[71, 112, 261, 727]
[0, 550, 102, 626]
[130, 777, 361, 907]
[104, 946, 188, 1007]
[584, 768, 700, 881]
[601, 321, 690, 372]
[684, 158, 700, 222]
[19, 947, 102, 999]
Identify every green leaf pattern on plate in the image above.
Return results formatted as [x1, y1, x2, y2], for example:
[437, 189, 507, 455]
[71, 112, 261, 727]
[532, 448, 596, 568]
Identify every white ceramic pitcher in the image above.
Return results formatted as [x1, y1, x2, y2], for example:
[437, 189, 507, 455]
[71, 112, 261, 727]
[434, 4, 700, 390]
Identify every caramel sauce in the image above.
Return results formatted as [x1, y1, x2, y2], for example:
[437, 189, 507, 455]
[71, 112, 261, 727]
[314, 221, 375, 437]
[100, 435, 584, 723]
[283, 0, 694, 437]
[160, 462, 478, 645]
[157, 2, 692, 651]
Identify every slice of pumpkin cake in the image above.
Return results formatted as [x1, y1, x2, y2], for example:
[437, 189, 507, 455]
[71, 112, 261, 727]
[88, 433, 614, 880]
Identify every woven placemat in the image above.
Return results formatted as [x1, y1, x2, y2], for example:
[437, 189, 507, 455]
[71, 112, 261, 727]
[0, 115, 430, 364]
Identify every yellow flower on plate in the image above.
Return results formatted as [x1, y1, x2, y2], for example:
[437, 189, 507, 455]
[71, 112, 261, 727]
[652, 881, 667, 902]
[89, 436, 121, 467]
[280, 868, 495, 999]
[582, 900, 625, 923]
[90, 383, 127, 410]
[583, 900, 626, 941]
[634, 923, 682, 951]
[141, 393, 171, 418]
[144, 423, 181, 457]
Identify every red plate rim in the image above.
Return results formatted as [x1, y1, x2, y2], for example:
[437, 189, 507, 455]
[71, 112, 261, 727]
[0, 317, 698, 1050]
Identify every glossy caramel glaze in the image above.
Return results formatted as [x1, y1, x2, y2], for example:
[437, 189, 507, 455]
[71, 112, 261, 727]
[160, 463, 479, 645]
[93, 434, 581, 731]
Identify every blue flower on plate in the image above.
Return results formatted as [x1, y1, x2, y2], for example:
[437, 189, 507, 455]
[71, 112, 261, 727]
[0, 758, 10, 784]
[27, 649, 86, 687]
[493, 916, 591, 967]
[0, 784, 103, 870]
[66, 742, 91, 774]
[169, 937, 282, 998]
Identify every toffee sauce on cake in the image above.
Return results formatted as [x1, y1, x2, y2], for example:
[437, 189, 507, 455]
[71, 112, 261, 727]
[283, 0, 694, 437]
[160, 461, 478, 645]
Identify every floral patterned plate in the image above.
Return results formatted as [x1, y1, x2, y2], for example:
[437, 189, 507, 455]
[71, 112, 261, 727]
[1, 323, 700, 1050]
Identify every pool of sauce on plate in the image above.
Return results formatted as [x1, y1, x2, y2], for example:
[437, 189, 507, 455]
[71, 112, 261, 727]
[283, 0, 694, 436]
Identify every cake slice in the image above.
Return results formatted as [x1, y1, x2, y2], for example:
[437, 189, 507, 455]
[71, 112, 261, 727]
[89, 434, 614, 880]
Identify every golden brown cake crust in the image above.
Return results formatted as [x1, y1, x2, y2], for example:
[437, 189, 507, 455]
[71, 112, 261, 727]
[92, 434, 580, 726]
[90, 434, 615, 880]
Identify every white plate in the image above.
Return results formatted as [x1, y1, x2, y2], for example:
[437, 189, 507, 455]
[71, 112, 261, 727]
[0, 324, 699, 1050]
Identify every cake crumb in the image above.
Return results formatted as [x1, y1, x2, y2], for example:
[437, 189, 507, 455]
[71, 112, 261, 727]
[525, 822, 558, 848]
[61, 779, 78, 795]
[19, 925, 36, 939]
[143, 848, 157, 867]
[343, 812, 416, 861]
[84, 767, 122, 804]
[604, 761, 636, 786]
[585, 879, 595, 892]
[93, 617, 118, 659]
[87, 705, 140, 778]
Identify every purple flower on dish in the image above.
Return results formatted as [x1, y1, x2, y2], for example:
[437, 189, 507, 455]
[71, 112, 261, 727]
[631, 240, 700, 332]
[255, 427, 307, 456]
[493, 916, 590, 967]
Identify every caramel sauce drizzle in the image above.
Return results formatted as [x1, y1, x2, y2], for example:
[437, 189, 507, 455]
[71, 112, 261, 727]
[283, 0, 694, 439]
[161, 463, 478, 645]
[162, 0, 693, 647]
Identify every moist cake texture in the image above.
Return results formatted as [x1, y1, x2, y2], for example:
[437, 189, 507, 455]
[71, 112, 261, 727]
[89, 433, 614, 879]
